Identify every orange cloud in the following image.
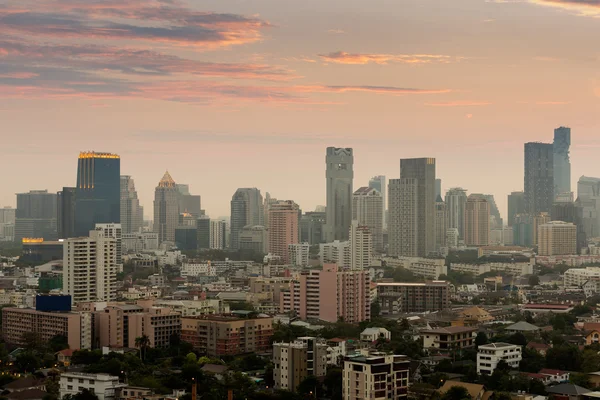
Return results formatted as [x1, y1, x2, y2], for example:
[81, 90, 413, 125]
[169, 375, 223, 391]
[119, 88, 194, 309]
[424, 101, 491, 107]
[318, 51, 465, 65]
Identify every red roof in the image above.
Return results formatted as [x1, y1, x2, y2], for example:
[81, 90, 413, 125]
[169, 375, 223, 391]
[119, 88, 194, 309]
[524, 373, 546, 380]
[523, 304, 572, 310]
[539, 369, 567, 376]
[57, 349, 74, 356]
[328, 338, 347, 343]
[583, 323, 600, 332]
[527, 342, 550, 350]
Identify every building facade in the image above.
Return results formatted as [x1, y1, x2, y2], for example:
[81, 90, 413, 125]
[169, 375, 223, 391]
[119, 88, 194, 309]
[377, 281, 450, 315]
[435, 196, 448, 251]
[15, 190, 57, 242]
[268, 200, 300, 263]
[464, 194, 490, 246]
[553, 127, 571, 199]
[209, 220, 227, 249]
[273, 337, 328, 391]
[368, 175, 387, 230]
[320, 240, 351, 268]
[300, 211, 325, 245]
[538, 221, 577, 256]
[325, 147, 354, 242]
[477, 343, 522, 375]
[445, 188, 468, 239]
[353, 187, 384, 252]
[524, 142, 554, 215]
[350, 221, 372, 270]
[230, 188, 264, 250]
[153, 171, 179, 244]
[388, 178, 418, 257]
[120, 176, 143, 235]
[289, 243, 310, 267]
[342, 353, 409, 400]
[57, 187, 76, 239]
[507, 191, 525, 227]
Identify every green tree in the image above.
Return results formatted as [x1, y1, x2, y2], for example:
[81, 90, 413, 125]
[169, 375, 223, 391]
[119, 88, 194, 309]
[441, 386, 472, 400]
[185, 352, 198, 364]
[297, 375, 323, 397]
[64, 388, 99, 400]
[371, 301, 381, 318]
[49, 335, 69, 352]
[570, 373, 592, 389]
[475, 332, 488, 346]
[528, 275, 540, 287]
[508, 332, 527, 347]
[492, 392, 512, 400]
[323, 368, 343, 400]
[135, 335, 150, 361]
[15, 351, 41, 372]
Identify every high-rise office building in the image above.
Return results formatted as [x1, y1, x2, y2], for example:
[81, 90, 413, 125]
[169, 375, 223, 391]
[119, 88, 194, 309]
[352, 187, 383, 252]
[445, 188, 468, 239]
[63, 228, 117, 304]
[435, 179, 442, 199]
[197, 216, 211, 250]
[368, 175, 386, 230]
[388, 179, 418, 257]
[268, 200, 299, 263]
[300, 211, 326, 245]
[554, 127, 571, 199]
[153, 171, 180, 244]
[177, 184, 202, 219]
[239, 225, 268, 254]
[434, 195, 448, 251]
[577, 176, 600, 240]
[524, 142, 554, 215]
[120, 176, 144, 235]
[399, 158, 436, 256]
[230, 188, 264, 250]
[507, 191, 525, 227]
[57, 187, 76, 239]
[464, 194, 490, 246]
[209, 220, 226, 250]
[325, 147, 354, 242]
[74, 152, 120, 236]
[350, 220, 372, 270]
[482, 194, 502, 229]
[538, 221, 577, 256]
[0, 207, 15, 224]
[15, 190, 57, 242]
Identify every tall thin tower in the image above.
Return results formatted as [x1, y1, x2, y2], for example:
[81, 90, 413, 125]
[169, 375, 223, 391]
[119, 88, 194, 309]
[120, 176, 144, 234]
[524, 142, 554, 215]
[553, 127, 571, 198]
[324, 147, 354, 242]
[153, 171, 179, 244]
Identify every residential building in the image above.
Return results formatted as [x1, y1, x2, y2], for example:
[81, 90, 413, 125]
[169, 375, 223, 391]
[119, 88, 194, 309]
[153, 171, 179, 244]
[57, 187, 76, 239]
[439, 381, 485, 400]
[483, 194, 503, 229]
[524, 142, 554, 215]
[369, 175, 387, 230]
[451, 262, 533, 276]
[74, 152, 121, 236]
[360, 327, 391, 343]
[126, 307, 181, 348]
[59, 373, 125, 400]
[300, 211, 326, 245]
[435, 196, 448, 251]
[0, 206, 15, 224]
[273, 337, 328, 390]
[320, 240, 351, 268]
[122, 232, 158, 252]
[268, 200, 300, 263]
[2, 307, 84, 349]
[564, 267, 600, 288]
[382, 257, 447, 279]
[446, 188, 468, 239]
[289, 243, 310, 267]
[554, 127, 572, 199]
[325, 147, 354, 242]
[180, 314, 273, 356]
[508, 191, 526, 227]
[539, 221, 577, 256]
[239, 225, 268, 254]
[350, 221, 372, 270]
[280, 264, 370, 323]
[477, 342, 522, 375]
[230, 188, 264, 250]
[377, 281, 450, 315]
[420, 326, 477, 351]
[464, 194, 490, 246]
[352, 187, 383, 252]
[209, 220, 227, 249]
[63, 228, 118, 304]
[342, 353, 409, 400]
[96, 223, 122, 266]
[446, 228, 459, 248]
[533, 212, 552, 246]
[15, 190, 57, 242]
[120, 176, 143, 235]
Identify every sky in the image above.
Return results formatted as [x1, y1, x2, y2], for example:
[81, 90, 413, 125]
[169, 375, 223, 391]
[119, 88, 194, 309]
[1, 0, 600, 220]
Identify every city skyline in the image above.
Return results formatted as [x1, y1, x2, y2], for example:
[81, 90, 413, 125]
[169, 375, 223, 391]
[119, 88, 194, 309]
[2, 0, 600, 220]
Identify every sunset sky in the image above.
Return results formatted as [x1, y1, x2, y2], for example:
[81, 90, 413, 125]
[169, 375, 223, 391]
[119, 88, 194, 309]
[2, 0, 600, 219]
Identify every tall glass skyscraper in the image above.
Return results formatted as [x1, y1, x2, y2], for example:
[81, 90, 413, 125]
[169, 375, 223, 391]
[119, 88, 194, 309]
[554, 126, 571, 198]
[74, 152, 121, 236]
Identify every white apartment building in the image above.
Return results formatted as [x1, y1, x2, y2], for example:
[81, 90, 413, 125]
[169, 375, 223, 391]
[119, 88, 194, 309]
[209, 220, 226, 249]
[180, 263, 216, 277]
[343, 353, 410, 400]
[60, 372, 126, 400]
[352, 187, 384, 253]
[451, 262, 533, 276]
[153, 299, 228, 316]
[63, 229, 117, 304]
[288, 243, 310, 267]
[96, 223, 123, 268]
[446, 228, 459, 248]
[477, 342, 522, 375]
[539, 221, 577, 256]
[564, 267, 600, 288]
[350, 221, 372, 270]
[273, 337, 328, 390]
[122, 232, 159, 253]
[320, 240, 351, 268]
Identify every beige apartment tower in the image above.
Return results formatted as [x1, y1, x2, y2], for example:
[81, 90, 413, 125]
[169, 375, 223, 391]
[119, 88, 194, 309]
[350, 220, 372, 270]
[538, 221, 577, 256]
[352, 187, 383, 252]
[464, 194, 490, 246]
[343, 354, 410, 400]
[268, 200, 300, 263]
[274, 337, 328, 391]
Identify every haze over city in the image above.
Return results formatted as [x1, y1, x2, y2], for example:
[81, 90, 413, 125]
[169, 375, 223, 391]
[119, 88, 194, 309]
[2, 0, 600, 217]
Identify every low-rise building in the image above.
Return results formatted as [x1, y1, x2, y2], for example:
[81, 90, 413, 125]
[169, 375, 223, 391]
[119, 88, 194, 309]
[342, 353, 410, 400]
[477, 342, 522, 375]
[288, 243, 310, 267]
[360, 327, 391, 343]
[377, 281, 450, 315]
[451, 262, 533, 276]
[59, 373, 126, 400]
[420, 326, 477, 351]
[382, 257, 447, 279]
[273, 337, 328, 391]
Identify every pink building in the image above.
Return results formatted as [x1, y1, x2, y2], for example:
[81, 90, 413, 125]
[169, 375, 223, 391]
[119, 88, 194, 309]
[281, 264, 370, 323]
[268, 200, 299, 263]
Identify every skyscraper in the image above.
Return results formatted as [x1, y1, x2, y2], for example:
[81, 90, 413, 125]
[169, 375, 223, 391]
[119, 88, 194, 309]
[435, 179, 442, 199]
[120, 176, 143, 234]
[350, 220, 372, 270]
[352, 187, 384, 252]
[210, 219, 227, 250]
[177, 184, 202, 218]
[482, 194, 502, 229]
[400, 158, 436, 256]
[368, 175, 386, 230]
[388, 178, 418, 257]
[554, 126, 571, 198]
[74, 152, 120, 236]
[464, 194, 490, 246]
[434, 195, 447, 251]
[153, 171, 180, 244]
[268, 200, 299, 263]
[57, 187, 76, 239]
[524, 142, 554, 215]
[445, 188, 468, 239]
[507, 191, 525, 227]
[230, 188, 264, 250]
[576, 176, 600, 239]
[300, 211, 326, 245]
[15, 190, 57, 242]
[197, 216, 211, 250]
[325, 147, 354, 242]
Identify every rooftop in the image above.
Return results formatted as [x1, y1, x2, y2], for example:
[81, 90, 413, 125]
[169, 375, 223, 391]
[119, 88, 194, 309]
[506, 321, 541, 331]
[158, 171, 176, 188]
[421, 326, 477, 335]
[479, 342, 518, 349]
[546, 384, 591, 396]
[439, 381, 485, 400]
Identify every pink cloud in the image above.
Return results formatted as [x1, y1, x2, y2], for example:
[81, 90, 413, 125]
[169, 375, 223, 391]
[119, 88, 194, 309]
[424, 101, 491, 107]
[318, 51, 465, 65]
